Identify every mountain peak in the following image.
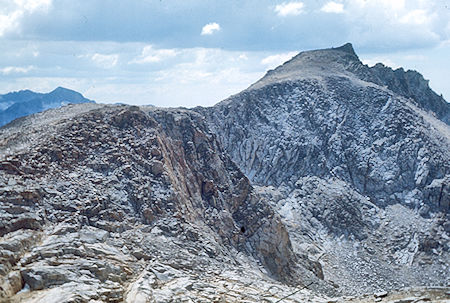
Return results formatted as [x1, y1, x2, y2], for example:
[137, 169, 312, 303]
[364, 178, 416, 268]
[47, 87, 93, 103]
[52, 86, 69, 92]
[50, 86, 79, 95]
[243, 43, 449, 124]
[248, 43, 362, 91]
[331, 42, 357, 56]
[0, 87, 95, 127]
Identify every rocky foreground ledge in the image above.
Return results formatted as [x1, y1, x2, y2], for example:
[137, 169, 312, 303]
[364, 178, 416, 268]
[1, 104, 332, 302]
[0, 104, 448, 303]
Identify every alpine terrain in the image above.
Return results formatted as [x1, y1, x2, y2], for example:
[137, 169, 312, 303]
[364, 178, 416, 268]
[0, 87, 95, 127]
[198, 43, 449, 295]
[0, 43, 449, 302]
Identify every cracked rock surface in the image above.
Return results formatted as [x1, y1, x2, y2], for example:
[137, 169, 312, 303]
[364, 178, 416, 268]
[0, 104, 333, 302]
[199, 43, 449, 295]
[1, 43, 449, 302]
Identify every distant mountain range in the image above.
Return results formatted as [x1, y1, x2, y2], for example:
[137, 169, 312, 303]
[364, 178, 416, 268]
[0, 87, 94, 127]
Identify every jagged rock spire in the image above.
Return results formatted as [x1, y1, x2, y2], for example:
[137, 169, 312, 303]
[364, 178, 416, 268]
[332, 42, 357, 56]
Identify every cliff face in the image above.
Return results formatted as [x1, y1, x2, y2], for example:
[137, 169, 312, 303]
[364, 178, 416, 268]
[367, 63, 450, 124]
[198, 43, 450, 294]
[0, 104, 331, 302]
[201, 43, 449, 213]
[0, 43, 449, 301]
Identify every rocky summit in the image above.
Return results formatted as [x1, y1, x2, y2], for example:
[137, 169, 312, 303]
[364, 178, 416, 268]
[198, 43, 449, 295]
[0, 44, 449, 302]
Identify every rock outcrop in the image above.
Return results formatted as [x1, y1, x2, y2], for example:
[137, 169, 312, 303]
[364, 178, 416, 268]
[198, 43, 450, 294]
[365, 63, 450, 124]
[0, 104, 332, 302]
[1, 43, 449, 301]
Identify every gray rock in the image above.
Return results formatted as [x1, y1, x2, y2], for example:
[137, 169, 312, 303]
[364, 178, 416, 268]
[375, 290, 388, 298]
[0, 104, 333, 301]
[197, 43, 450, 294]
[1, 43, 448, 302]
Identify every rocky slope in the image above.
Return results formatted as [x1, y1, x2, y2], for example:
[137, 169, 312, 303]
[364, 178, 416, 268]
[198, 43, 449, 294]
[0, 43, 449, 302]
[366, 63, 450, 124]
[0, 104, 335, 302]
[0, 87, 94, 127]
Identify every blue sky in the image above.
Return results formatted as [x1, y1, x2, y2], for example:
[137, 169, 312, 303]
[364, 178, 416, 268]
[1, 0, 449, 107]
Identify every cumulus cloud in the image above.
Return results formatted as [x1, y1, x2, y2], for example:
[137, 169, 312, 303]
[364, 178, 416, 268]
[0, 65, 34, 75]
[238, 54, 248, 60]
[0, 11, 21, 36]
[347, 0, 405, 12]
[91, 53, 118, 69]
[2, 0, 448, 53]
[0, 0, 51, 36]
[321, 2, 344, 14]
[201, 22, 221, 35]
[274, 2, 304, 17]
[148, 48, 264, 106]
[261, 52, 297, 68]
[130, 45, 177, 64]
[344, 0, 442, 50]
[399, 9, 432, 25]
[15, 0, 52, 12]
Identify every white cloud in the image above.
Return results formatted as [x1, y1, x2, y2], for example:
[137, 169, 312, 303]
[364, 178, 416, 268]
[0, 65, 34, 75]
[321, 2, 344, 14]
[349, 0, 405, 12]
[261, 52, 297, 68]
[201, 22, 221, 35]
[0, 0, 51, 36]
[400, 9, 431, 25]
[0, 10, 22, 36]
[446, 22, 450, 38]
[403, 54, 427, 61]
[136, 47, 264, 106]
[238, 54, 248, 60]
[91, 53, 118, 69]
[344, 0, 442, 49]
[130, 45, 177, 64]
[14, 0, 52, 12]
[274, 2, 304, 17]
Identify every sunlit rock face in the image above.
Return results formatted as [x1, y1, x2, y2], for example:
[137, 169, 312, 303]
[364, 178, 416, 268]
[199, 43, 449, 294]
[0, 43, 449, 302]
[0, 104, 333, 302]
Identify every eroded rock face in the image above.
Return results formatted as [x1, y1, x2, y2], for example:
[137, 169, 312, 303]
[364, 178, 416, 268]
[0, 104, 332, 302]
[367, 63, 450, 124]
[256, 177, 449, 294]
[198, 44, 450, 294]
[200, 78, 449, 213]
[1, 43, 449, 301]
